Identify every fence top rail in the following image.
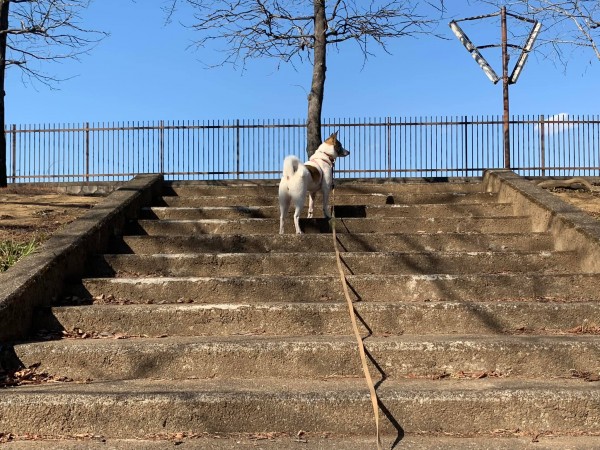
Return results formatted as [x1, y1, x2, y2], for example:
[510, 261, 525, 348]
[5, 115, 600, 133]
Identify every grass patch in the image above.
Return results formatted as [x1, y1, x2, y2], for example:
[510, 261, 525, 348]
[0, 240, 37, 272]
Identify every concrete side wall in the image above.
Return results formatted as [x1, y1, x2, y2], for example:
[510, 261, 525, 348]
[0, 174, 163, 342]
[484, 170, 600, 272]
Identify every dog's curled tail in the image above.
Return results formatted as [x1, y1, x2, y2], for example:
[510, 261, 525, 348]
[282, 155, 302, 180]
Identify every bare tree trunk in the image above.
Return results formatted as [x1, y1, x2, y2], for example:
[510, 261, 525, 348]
[0, 0, 8, 187]
[306, 0, 326, 157]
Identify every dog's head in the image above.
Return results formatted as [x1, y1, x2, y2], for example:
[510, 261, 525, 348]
[324, 131, 350, 158]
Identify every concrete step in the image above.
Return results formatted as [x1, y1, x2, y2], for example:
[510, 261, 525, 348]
[90, 251, 581, 277]
[1, 378, 598, 436]
[35, 301, 600, 337]
[163, 180, 485, 196]
[128, 216, 531, 235]
[113, 232, 556, 254]
[74, 273, 600, 304]
[5, 436, 600, 450]
[156, 191, 499, 207]
[13, 335, 600, 382]
[9, 177, 600, 445]
[141, 202, 516, 220]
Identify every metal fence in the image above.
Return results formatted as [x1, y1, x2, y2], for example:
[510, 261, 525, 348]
[5, 115, 600, 183]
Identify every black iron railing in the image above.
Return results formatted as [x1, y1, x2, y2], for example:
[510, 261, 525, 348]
[5, 115, 600, 182]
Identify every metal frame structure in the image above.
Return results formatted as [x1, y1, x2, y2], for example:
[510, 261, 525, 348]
[450, 8, 542, 169]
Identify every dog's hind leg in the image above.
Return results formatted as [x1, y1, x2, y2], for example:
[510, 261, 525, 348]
[279, 192, 290, 234]
[292, 196, 305, 234]
[307, 192, 316, 218]
[293, 204, 303, 234]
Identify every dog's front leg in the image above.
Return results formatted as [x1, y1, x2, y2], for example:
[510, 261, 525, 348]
[321, 186, 331, 219]
[307, 192, 316, 218]
[279, 214, 286, 235]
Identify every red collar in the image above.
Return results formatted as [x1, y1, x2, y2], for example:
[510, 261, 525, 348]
[309, 151, 335, 167]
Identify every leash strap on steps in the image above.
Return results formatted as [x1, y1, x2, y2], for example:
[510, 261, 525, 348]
[330, 186, 383, 450]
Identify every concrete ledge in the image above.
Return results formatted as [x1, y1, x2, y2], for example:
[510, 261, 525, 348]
[483, 170, 600, 272]
[165, 176, 484, 188]
[0, 174, 163, 342]
[4, 436, 600, 450]
[1, 378, 599, 436]
[8, 181, 127, 195]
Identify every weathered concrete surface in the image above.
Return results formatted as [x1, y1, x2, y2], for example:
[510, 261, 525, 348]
[485, 170, 600, 272]
[158, 191, 499, 207]
[130, 216, 532, 235]
[90, 250, 580, 277]
[115, 232, 556, 254]
[9, 181, 125, 195]
[142, 202, 516, 220]
[77, 273, 600, 304]
[164, 178, 483, 196]
[13, 334, 600, 380]
[5, 436, 600, 450]
[0, 174, 163, 341]
[4, 173, 600, 446]
[0, 379, 599, 436]
[34, 301, 600, 337]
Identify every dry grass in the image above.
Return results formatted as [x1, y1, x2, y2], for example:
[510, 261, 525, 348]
[0, 186, 103, 271]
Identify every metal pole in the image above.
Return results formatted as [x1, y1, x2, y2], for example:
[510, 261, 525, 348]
[539, 114, 545, 176]
[159, 120, 165, 174]
[501, 7, 511, 169]
[463, 116, 468, 177]
[236, 119, 241, 179]
[11, 124, 15, 182]
[386, 116, 392, 179]
[85, 122, 90, 181]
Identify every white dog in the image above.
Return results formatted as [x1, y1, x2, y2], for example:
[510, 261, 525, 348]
[278, 132, 350, 234]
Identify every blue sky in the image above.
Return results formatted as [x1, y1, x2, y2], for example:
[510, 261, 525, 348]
[5, 1, 600, 126]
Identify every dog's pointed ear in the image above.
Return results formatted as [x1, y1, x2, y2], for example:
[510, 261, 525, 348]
[325, 131, 338, 144]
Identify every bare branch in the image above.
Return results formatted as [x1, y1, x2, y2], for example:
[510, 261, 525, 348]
[479, 0, 600, 64]
[3, 0, 107, 86]
[167, 0, 445, 157]
[170, 0, 445, 69]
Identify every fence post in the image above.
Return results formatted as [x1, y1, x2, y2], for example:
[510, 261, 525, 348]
[85, 122, 90, 181]
[11, 124, 16, 182]
[539, 115, 545, 177]
[463, 116, 468, 177]
[386, 116, 392, 179]
[159, 120, 165, 174]
[236, 119, 241, 179]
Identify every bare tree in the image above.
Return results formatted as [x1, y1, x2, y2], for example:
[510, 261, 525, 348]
[168, 0, 445, 157]
[0, 0, 105, 187]
[480, 0, 600, 63]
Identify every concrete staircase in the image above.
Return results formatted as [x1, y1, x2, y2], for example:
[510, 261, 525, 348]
[4, 177, 600, 448]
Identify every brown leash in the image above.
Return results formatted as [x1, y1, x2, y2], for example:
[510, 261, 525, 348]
[330, 186, 383, 450]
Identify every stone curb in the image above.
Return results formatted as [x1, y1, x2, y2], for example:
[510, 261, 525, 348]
[0, 174, 163, 342]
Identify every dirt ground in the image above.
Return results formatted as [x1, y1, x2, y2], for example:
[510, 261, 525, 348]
[552, 188, 600, 219]
[0, 186, 103, 244]
[1, 183, 600, 247]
